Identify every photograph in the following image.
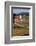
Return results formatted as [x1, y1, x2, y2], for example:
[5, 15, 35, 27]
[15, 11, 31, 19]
[5, 2, 35, 44]
[11, 7, 30, 36]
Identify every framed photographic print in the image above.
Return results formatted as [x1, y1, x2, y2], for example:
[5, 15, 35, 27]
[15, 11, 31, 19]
[5, 1, 35, 44]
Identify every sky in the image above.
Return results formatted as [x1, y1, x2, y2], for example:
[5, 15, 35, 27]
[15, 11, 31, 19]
[12, 8, 30, 14]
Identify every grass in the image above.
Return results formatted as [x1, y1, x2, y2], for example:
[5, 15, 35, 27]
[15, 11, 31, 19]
[12, 16, 29, 36]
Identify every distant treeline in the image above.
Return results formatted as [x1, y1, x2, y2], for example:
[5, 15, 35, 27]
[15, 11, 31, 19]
[13, 12, 29, 16]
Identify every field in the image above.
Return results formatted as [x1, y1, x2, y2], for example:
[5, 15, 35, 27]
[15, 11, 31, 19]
[11, 16, 29, 36]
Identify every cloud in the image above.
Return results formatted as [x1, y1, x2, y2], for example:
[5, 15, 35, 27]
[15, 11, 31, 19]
[13, 8, 30, 14]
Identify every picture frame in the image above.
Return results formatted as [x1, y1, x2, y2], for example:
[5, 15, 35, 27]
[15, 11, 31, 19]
[5, 1, 35, 44]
